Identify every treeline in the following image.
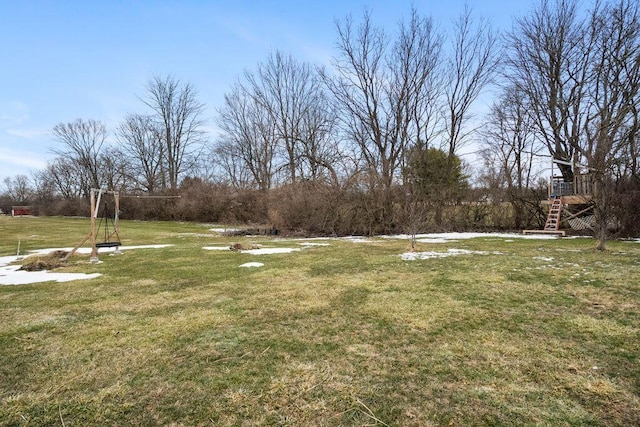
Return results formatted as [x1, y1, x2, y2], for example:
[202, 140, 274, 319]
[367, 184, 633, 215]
[2, 0, 640, 244]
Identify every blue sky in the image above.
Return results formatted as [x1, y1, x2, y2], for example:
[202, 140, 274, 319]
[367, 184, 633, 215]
[0, 0, 530, 184]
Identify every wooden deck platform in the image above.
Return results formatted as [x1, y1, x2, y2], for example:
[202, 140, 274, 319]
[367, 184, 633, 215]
[522, 229, 566, 237]
[541, 195, 592, 205]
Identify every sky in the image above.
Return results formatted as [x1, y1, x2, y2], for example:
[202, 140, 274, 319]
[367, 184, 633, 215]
[0, 0, 532, 185]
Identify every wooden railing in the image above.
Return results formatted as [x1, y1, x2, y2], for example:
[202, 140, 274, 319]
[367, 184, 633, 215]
[549, 173, 592, 198]
[573, 173, 592, 195]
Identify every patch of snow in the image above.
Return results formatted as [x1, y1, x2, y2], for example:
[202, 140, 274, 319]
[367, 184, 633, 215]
[0, 264, 101, 285]
[0, 245, 172, 286]
[25, 244, 173, 256]
[297, 242, 331, 247]
[202, 246, 231, 251]
[534, 256, 555, 262]
[0, 255, 18, 267]
[384, 232, 560, 241]
[241, 247, 300, 255]
[344, 237, 373, 243]
[210, 227, 241, 234]
[181, 233, 215, 237]
[240, 262, 264, 268]
[401, 248, 499, 261]
[415, 238, 451, 244]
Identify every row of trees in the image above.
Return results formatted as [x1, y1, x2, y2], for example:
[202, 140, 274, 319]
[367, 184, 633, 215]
[3, 0, 640, 248]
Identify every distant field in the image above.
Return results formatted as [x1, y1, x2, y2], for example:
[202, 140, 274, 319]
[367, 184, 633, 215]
[1, 216, 639, 425]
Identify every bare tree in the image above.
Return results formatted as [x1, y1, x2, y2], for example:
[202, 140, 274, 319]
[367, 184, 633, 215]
[392, 8, 444, 181]
[506, 0, 640, 249]
[296, 102, 342, 186]
[324, 8, 443, 227]
[245, 51, 335, 184]
[216, 53, 341, 190]
[2, 174, 32, 203]
[213, 141, 255, 190]
[142, 75, 207, 191]
[99, 145, 129, 193]
[31, 169, 56, 207]
[506, 0, 588, 181]
[579, 0, 640, 249]
[216, 84, 278, 191]
[116, 113, 165, 192]
[444, 5, 500, 172]
[42, 157, 87, 199]
[480, 86, 542, 228]
[51, 118, 107, 196]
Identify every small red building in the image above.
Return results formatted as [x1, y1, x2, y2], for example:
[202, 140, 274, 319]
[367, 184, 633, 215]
[11, 206, 33, 217]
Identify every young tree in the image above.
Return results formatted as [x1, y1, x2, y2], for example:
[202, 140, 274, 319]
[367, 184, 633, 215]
[142, 75, 207, 191]
[406, 146, 468, 202]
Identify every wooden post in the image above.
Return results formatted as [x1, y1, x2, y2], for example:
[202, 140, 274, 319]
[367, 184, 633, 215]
[549, 158, 554, 198]
[90, 188, 99, 262]
[113, 191, 121, 254]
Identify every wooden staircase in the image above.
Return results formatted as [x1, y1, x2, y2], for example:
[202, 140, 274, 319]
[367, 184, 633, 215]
[523, 196, 566, 236]
[544, 197, 563, 231]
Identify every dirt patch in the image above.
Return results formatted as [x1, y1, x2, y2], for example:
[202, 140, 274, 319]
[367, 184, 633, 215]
[229, 243, 262, 251]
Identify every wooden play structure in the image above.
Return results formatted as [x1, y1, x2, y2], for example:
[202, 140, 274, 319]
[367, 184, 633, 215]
[524, 159, 594, 237]
[63, 188, 121, 263]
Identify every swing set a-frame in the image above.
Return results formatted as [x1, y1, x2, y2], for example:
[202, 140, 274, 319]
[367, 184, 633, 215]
[62, 188, 122, 263]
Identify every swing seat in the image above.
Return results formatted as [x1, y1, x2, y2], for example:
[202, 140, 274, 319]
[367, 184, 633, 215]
[95, 241, 122, 248]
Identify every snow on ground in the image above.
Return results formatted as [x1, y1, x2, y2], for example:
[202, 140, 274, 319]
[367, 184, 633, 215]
[400, 248, 502, 261]
[0, 265, 102, 286]
[415, 238, 451, 244]
[240, 262, 264, 268]
[343, 237, 374, 243]
[297, 242, 331, 247]
[202, 246, 231, 251]
[26, 244, 173, 257]
[241, 248, 300, 255]
[0, 245, 173, 286]
[383, 232, 560, 241]
[210, 227, 241, 234]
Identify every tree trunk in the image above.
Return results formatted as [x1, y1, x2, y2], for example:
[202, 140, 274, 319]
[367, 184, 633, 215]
[592, 173, 608, 251]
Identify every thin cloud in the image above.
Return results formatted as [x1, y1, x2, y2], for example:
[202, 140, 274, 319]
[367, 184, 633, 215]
[6, 128, 49, 139]
[0, 102, 29, 127]
[0, 147, 48, 169]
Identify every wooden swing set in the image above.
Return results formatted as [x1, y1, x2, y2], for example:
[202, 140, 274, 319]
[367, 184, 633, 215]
[61, 188, 181, 263]
[63, 188, 121, 263]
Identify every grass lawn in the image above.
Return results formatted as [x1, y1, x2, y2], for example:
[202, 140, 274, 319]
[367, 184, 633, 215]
[1, 216, 639, 426]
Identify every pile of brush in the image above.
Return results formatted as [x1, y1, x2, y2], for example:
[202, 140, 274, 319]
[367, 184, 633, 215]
[19, 250, 68, 271]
